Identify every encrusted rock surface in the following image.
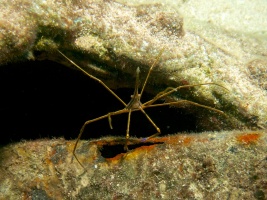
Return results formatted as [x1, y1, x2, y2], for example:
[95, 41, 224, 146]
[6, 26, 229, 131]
[0, 131, 266, 199]
[0, 0, 266, 129]
[1, 0, 267, 199]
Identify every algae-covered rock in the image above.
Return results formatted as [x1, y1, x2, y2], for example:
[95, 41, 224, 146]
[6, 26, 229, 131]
[0, 131, 266, 199]
[0, 0, 267, 198]
[1, 0, 266, 129]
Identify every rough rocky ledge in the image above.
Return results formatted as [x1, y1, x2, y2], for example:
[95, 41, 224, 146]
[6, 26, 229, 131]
[1, 0, 266, 129]
[0, 130, 266, 199]
[0, 0, 267, 199]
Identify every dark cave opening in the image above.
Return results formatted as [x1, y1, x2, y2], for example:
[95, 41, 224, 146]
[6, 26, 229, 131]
[0, 59, 199, 146]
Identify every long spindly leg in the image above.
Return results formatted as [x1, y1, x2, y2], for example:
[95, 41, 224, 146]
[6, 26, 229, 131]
[139, 49, 165, 98]
[145, 99, 226, 116]
[143, 83, 229, 107]
[124, 110, 132, 151]
[139, 107, 161, 141]
[73, 109, 128, 169]
[140, 99, 227, 142]
[57, 50, 127, 107]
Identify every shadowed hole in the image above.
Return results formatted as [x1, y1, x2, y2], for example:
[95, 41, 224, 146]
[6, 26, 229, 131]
[99, 141, 163, 158]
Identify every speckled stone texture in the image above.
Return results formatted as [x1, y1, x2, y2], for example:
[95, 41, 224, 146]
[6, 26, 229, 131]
[1, 0, 267, 199]
[0, 131, 266, 199]
[0, 0, 266, 129]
